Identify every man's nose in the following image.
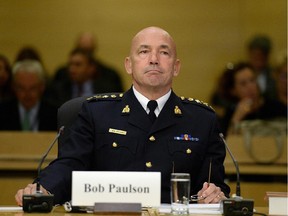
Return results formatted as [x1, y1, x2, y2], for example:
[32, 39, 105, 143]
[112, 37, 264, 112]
[149, 52, 159, 65]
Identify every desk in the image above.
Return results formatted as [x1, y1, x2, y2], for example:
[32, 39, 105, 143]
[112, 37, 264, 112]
[0, 132, 57, 205]
[0, 132, 286, 207]
[0, 206, 269, 216]
[224, 135, 287, 207]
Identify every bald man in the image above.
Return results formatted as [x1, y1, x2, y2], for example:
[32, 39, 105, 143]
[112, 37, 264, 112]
[16, 27, 230, 205]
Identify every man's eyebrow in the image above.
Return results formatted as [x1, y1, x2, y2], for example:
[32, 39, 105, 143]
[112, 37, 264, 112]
[138, 45, 150, 49]
[138, 44, 171, 49]
[159, 44, 170, 49]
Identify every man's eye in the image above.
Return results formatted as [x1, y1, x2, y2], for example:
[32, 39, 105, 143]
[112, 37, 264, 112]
[160, 51, 169, 55]
[139, 50, 148, 54]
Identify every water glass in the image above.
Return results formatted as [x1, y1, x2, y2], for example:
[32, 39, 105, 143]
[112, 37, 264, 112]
[170, 173, 190, 215]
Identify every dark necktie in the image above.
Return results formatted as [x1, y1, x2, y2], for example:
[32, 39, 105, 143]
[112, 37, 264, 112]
[147, 100, 158, 123]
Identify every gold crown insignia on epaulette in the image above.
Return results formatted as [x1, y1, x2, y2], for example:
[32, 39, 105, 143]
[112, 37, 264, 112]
[180, 96, 214, 111]
[86, 93, 124, 101]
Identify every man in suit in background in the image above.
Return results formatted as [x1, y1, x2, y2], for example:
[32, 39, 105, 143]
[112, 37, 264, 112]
[46, 48, 123, 107]
[0, 60, 57, 131]
[15, 27, 230, 205]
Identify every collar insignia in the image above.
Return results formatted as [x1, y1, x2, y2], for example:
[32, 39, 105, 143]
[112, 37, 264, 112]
[174, 106, 182, 115]
[122, 105, 130, 114]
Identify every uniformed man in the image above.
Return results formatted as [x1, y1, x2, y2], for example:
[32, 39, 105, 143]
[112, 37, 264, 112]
[15, 26, 230, 205]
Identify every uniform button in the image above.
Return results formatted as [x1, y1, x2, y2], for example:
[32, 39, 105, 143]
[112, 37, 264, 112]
[186, 148, 192, 154]
[146, 162, 152, 168]
[149, 136, 155, 141]
[112, 142, 118, 147]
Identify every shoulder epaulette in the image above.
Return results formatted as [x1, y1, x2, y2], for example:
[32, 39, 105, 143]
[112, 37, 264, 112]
[179, 96, 214, 112]
[86, 93, 124, 102]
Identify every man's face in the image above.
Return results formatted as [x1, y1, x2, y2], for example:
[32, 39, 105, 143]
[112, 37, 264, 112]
[249, 48, 268, 71]
[68, 53, 93, 84]
[13, 71, 45, 110]
[125, 27, 180, 94]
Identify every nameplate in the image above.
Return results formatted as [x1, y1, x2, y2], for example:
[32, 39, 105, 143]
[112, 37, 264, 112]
[71, 171, 161, 207]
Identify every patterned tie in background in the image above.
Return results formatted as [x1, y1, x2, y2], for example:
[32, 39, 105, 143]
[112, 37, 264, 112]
[147, 100, 158, 123]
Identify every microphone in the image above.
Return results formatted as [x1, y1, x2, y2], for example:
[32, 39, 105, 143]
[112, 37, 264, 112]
[23, 126, 65, 213]
[219, 133, 241, 197]
[219, 133, 254, 216]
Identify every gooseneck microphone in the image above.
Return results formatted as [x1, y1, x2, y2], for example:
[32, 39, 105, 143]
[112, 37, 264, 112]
[219, 133, 241, 197]
[219, 133, 254, 216]
[23, 126, 65, 213]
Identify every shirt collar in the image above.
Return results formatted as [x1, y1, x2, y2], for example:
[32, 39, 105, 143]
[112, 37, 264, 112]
[132, 86, 171, 116]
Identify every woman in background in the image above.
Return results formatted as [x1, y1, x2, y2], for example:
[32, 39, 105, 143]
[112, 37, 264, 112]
[217, 62, 286, 135]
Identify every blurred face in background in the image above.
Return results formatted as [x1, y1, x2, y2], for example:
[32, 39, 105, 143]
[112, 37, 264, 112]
[249, 48, 269, 72]
[13, 71, 45, 110]
[68, 53, 94, 84]
[232, 67, 259, 100]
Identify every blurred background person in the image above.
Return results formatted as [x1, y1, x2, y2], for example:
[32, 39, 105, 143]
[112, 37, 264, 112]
[216, 62, 286, 135]
[53, 32, 123, 94]
[0, 60, 57, 131]
[14, 46, 49, 81]
[46, 48, 123, 107]
[0, 54, 14, 103]
[247, 35, 276, 100]
[273, 55, 287, 107]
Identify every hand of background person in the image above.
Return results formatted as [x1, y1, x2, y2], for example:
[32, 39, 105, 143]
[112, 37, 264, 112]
[15, 183, 49, 206]
[232, 98, 254, 124]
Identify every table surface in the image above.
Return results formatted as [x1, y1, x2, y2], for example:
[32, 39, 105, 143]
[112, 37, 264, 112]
[0, 206, 269, 216]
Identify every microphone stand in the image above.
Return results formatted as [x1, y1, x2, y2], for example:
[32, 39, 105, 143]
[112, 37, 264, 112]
[23, 126, 64, 213]
[219, 133, 254, 216]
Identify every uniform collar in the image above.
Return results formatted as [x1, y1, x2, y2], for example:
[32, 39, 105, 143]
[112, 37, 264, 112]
[132, 86, 171, 117]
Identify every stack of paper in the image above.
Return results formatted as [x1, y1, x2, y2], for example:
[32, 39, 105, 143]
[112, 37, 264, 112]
[159, 203, 221, 214]
[266, 192, 288, 216]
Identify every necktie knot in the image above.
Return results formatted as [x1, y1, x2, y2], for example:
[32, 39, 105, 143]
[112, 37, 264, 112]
[147, 100, 158, 123]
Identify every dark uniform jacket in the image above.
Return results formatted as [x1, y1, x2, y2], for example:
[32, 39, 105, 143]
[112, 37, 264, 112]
[39, 88, 230, 204]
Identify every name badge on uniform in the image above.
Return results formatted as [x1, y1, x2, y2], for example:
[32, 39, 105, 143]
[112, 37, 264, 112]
[109, 128, 127, 135]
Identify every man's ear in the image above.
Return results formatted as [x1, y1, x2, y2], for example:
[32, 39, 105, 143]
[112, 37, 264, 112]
[173, 59, 181, 77]
[125, 57, 132, 75]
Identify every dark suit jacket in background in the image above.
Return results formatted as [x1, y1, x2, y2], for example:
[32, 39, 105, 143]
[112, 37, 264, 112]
[0, 99, 57, 131]
[45, 60, 124, 107]
[39, 88, 230, 204]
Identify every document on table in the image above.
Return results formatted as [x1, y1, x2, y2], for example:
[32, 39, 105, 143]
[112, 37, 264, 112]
[159, 203, 221, 214]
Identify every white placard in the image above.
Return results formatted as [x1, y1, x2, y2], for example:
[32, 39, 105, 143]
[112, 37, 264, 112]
[72, 171, 161, 207]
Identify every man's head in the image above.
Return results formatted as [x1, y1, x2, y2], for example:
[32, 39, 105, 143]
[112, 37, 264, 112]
[247, 35, 272, 72]
[75, 32, 97, 54]
[125, 27, 180, 98]
[12, 60, 45, 110]
[68, 48, 95, 84]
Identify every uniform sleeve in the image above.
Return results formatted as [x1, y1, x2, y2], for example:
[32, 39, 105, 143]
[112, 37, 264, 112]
[39, 102, 95, 204]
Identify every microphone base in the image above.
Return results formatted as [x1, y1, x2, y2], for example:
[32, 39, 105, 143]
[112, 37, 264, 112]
[221, 198, 254, 216]
[23, 193, 54, 213]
